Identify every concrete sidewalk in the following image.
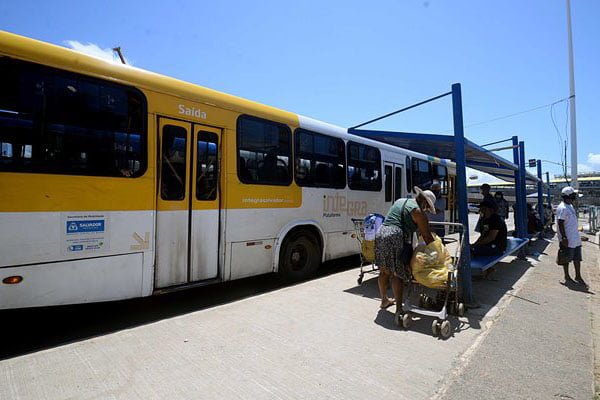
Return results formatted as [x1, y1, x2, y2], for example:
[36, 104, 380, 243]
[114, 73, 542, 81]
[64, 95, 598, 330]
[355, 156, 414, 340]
[0, 236, 597, 399]
[436, 237, 598, 400]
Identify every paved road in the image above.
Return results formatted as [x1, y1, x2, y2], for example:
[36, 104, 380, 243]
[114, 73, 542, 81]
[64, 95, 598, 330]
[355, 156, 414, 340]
[0, 256, 357, 360]
[0, 219, 597, 399]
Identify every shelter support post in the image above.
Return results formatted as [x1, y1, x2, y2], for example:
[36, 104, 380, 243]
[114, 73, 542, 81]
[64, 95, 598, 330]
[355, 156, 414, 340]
[512, 137, 524, 238]
[537, 160, 544, 226]
[516, 142, 528, 258]
[518, 141, 527, 239]
[451, 83, 473, 305]
[546, 172, 551, 209]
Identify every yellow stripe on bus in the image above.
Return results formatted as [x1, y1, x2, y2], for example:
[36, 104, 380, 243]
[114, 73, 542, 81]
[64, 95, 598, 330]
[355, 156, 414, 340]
[0, 173, 155, 212]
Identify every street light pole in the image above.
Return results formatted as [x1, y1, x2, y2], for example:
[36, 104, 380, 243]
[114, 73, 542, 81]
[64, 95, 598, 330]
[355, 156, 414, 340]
[566, 0, 578, 189]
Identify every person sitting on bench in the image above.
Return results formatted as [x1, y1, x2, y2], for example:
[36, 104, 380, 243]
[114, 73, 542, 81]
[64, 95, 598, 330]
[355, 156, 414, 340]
[471, 199, 507, 257]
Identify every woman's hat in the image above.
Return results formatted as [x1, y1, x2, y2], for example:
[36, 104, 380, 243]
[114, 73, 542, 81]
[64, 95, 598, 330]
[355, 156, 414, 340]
[414, 186, 436, 213]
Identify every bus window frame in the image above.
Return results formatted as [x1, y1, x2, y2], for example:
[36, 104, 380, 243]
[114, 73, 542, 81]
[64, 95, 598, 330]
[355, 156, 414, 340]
[294, 128, 346, 189]
[236, 114, 292, 186]
[411, 157, 432, 190]
[433, 164, 449, 195]
[160, 125, 188, 201]
[384, 164, 393, 202]
[347, 141, 382, 192]
[196, 130, 219, 201]
[0, 56, 148, 178]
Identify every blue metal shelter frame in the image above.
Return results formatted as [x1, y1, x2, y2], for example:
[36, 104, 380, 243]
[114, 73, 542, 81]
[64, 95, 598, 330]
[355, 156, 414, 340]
[349, 83, 541, 304]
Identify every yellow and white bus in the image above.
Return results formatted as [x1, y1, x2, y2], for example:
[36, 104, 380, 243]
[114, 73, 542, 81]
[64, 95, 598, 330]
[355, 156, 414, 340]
[0, 31, 455, 309]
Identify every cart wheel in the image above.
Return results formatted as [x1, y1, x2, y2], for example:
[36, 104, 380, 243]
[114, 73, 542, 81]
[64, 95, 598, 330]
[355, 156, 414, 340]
[440, 320, 452, 338]
[457, 303, 465, 317]
[394, 312, 404, 327]
[402, 313, 411, 329]
[431, 320, 440, 336]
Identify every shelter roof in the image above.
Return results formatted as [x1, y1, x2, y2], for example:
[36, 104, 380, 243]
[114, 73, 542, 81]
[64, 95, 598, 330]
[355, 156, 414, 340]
[350, 129, 540, 184]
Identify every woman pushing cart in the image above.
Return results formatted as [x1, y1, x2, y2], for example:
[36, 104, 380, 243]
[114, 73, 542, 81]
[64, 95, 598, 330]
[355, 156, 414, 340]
[375, 187, 437, 315]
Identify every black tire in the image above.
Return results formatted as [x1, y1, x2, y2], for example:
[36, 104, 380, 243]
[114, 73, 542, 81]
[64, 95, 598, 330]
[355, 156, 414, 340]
[278, 230, 321, 282]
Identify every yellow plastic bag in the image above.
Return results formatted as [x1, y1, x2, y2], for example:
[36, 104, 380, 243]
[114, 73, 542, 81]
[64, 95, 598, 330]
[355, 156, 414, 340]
[410, 234, 452, 289]
[361, 240, 375, 263]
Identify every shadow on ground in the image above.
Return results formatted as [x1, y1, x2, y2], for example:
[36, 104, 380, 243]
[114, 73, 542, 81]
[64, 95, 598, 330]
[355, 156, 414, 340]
[343, 236, 554, 337]
[0, 255, 360, 360]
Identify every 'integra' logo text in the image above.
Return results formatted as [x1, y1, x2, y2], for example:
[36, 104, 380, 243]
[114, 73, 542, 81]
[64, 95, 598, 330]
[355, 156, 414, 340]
[323, 194, 367, 217]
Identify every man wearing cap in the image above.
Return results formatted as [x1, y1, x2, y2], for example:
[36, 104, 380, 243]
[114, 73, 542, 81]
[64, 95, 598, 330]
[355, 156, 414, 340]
[475, 184, 496, 232]
[480, 183, 496, 204]
[556, 186, 586, 286]
[426, 180, 447, 242]
[471, 199, 507, 257]
[375, 186, 436, 317]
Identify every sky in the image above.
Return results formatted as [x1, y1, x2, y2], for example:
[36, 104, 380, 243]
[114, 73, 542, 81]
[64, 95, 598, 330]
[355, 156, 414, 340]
[1, 0, 598, 183]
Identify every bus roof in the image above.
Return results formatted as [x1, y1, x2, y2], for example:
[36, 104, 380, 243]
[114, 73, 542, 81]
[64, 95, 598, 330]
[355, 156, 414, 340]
[0, 30, 455, 168]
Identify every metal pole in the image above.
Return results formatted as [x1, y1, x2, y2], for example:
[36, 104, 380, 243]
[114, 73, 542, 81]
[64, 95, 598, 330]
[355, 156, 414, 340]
[451, 83, 473, 305]
[512, 136, 523, 238]
[537, 160, 544, 226]
[518, 141, 527, 239]
[350, 91, 452, 129]
[546, 172, 551, 209]
[112, 47, 127, 65]
[566, 0, 578, 189]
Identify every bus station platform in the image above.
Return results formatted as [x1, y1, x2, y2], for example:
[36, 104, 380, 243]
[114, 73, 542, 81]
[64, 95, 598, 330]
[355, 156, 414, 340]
[0, 226, 597, 400]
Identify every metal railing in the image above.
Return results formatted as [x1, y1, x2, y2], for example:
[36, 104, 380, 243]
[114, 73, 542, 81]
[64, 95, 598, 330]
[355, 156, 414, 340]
[588, 206, 600, 233]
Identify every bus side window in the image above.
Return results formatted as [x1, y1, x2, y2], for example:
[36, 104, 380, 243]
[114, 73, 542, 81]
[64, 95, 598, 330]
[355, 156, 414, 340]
[412, 158, 432, 190]
[237, 115, 292, 186]
[347, 142, 381, 192]
[384, 165, 392, 202]
[294, 129, 345, 188]
[434, 164, 448, 194]
[0, 57, 147, 177]
[196, 131, 218, 201]
[161, 125, 187, 201]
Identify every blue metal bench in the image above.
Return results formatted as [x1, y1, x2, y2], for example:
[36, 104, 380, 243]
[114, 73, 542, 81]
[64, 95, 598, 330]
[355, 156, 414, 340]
[470, 237, 529, 274]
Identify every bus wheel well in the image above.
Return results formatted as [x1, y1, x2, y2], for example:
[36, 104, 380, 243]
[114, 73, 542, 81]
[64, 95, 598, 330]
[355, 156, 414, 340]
[277, 226, 323, 282]
[284, 225, 323, 253]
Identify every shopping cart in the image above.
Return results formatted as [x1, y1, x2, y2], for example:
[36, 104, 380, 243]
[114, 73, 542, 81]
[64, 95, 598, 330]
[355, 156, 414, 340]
[397, 221, 467, 339]
[351, 213, 385, 285]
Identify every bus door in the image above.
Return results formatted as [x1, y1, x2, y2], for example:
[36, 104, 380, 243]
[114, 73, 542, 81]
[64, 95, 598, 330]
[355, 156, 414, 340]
[190, 125, 220, 282]
[156, 117, 221, 288]
[383, 162, 404, 207]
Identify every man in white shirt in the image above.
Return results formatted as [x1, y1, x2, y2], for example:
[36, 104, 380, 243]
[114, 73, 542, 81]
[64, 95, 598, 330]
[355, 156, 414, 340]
[556, 186, 586, 286]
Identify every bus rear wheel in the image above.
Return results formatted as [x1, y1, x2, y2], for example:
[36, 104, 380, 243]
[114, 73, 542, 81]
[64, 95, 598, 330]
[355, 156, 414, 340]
[278, 230, 320, 282]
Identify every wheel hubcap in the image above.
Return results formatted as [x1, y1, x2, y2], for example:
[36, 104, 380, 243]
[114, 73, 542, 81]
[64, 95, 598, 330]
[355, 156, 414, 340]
[290, 245, 308, 271]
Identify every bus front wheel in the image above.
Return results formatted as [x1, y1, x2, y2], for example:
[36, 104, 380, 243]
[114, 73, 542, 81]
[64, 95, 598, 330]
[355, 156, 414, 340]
[278, 230, 320, 282]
